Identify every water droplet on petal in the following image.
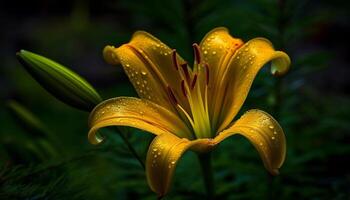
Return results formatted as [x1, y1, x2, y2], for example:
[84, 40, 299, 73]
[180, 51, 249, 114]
[269, 125, 274, 129]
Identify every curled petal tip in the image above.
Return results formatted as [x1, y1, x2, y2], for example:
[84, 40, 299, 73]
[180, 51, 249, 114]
[103, 45, 119, 65]
[271, 51, 291, 77]
[88, 130, 105, 145]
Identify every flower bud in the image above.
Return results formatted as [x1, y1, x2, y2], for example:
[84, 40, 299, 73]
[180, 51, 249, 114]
[16, 50, 102, 111]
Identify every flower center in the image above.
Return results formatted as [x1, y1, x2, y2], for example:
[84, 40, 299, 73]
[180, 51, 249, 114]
[166, 44, 212, 139]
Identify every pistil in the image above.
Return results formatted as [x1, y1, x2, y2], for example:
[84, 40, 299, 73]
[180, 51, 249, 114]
[167, 46, 213, 139]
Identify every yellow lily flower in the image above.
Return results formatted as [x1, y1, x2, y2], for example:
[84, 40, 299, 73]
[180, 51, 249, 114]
[88, 27, 290, 196]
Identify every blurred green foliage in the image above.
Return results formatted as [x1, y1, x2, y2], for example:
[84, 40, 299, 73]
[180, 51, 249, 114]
[1, 0, 349, 199]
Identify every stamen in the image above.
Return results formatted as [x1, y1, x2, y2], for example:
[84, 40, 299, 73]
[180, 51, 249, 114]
[176, 104, 195, 128]
[204, 63, 210, 85]
[171, 49, 178, 70]
[192, 43, 201, 64]
[167, 86, 178, 105]
[181, 80, 187, 97]
[191, 74, 197, 90]
[181, 63, 190, 83]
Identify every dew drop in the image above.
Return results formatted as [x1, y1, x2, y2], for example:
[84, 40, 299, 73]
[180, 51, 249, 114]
[268, 125, 274, 129]
[204, 50, 208, 54]
[259, 142, 263, 146]
[125, 64, 130, 67]
[271, 136, 275, 140]
[153, 148, 158, 152]
[141, 71, 147, 75]
[171, 161, 175, 164]
[273, 131, 277, 135]
[212, 51, 217, 55]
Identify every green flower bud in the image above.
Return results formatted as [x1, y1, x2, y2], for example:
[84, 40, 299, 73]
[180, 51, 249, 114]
[16, 50, 102, 111]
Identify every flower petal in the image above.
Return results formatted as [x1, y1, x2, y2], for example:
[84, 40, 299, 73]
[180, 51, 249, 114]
[103, 31, 190, 113]
[217, 38, 290, 132]
[88, 97, 192, 144]
[214, 109, 286, 175]
[146, 133, 211, 197]
[199, 27, 244, 127]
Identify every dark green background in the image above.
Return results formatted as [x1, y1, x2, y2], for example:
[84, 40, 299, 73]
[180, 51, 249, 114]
[1, 0, 349, 199]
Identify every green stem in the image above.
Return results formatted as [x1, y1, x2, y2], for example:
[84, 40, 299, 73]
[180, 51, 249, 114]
[114, 127, 145, 169]
[198, 152, 214, 199]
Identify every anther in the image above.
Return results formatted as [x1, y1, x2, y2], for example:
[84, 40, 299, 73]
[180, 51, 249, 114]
[181, 80, 187, 97]
[181, 63, 190, 83]
[191, 74, 197, 90]
[171, 49, 178, 70]
[167, 86, 178, 104]
[192, 43, 201, 64]
[204, 63, 210, 85]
